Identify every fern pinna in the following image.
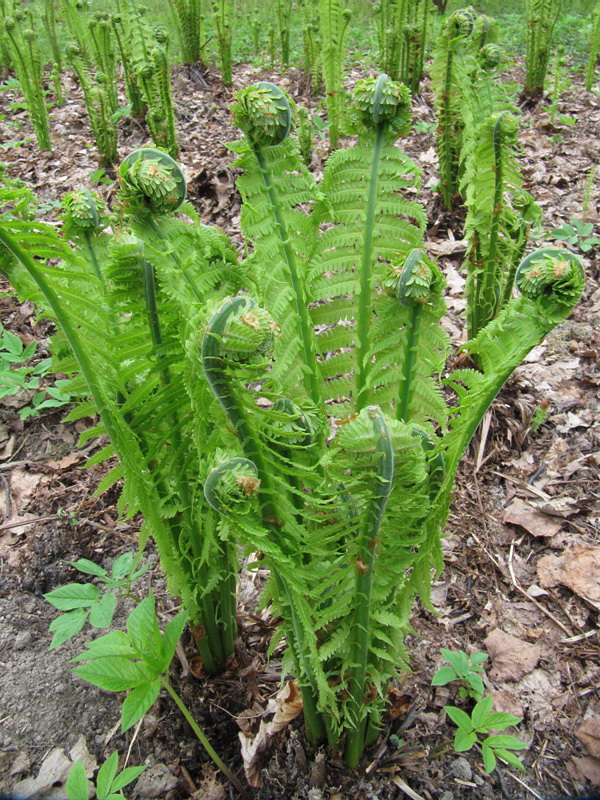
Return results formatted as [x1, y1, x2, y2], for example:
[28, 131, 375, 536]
[0, 78, 585, 769]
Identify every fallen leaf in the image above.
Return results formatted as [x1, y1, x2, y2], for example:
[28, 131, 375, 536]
[238, 681, 303, 787]
[503, 498, 562, 538]
[7, 469, 43, 514]
[10, 750, 32, 777]
[11, 749, 73, 799]
[46, 452, 83, 470]
[425, 239, 467, 257]
[484, 629, 541, 682]
[491, 689, 524, 720]
[134, 764, 178, 798]
[576, 719, 600, 759]
[537, 545, 600, 610]
[567, 756, 600, 787]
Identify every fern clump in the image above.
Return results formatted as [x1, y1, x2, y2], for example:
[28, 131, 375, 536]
[0, 75, 585, 772]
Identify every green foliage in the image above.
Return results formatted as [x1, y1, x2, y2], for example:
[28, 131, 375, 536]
[212, 0, 233, 85]
[66, 751, 146, 800]
[319, 0, 352, 148]
[276, 0, 293, 67]
[1, 8, 52, 151]
[550, 216, 600, 252]
[0, 76, 585, 773]
[548, 44, 568, 123]
[444, 695, 527, 773]
[297, 105, 314, 166]
[44, 552, 148, 649]
[431, 648, 488, 701]
[586, 2, 600, 90]
[65, 45, 118, 165]
[168, 0, 207, 65]
[373, 0, 432, 93]
[524, 0, 562, 97]
[0, 323, 74, 420]
[71, 592, 245, 794]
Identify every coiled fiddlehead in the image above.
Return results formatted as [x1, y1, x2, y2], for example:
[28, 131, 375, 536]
[62, 188, 106, 284]
[479, 42, 501, 71]
[515, 248, 585, 325]
[204, 456, 260, 515]
[118, 148, 187, 216]
[353, 73, 412, 136]
[232, 82, 292, 146]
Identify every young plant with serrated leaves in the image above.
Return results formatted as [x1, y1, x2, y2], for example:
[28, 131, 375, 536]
[212, 0, 233, 86]
[66, 751, 145, 800]
[71, 592, 247, 796]
[586, 2, 600, 91]
[432, 648, 488, 701]
[444, 695, 527, 773]
[205, 77, 584, 767]
[276, 0, 293, 68]
[44, 552, 149, 650]
[168, 0, 207, 65]
[524, 0, 562, 101]
[1, 8, 51, 151]
[319, 0, 352, 148]
[0, 150, 249, 676]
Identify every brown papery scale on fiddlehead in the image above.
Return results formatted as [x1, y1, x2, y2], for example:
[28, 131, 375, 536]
[515, 248, 585, 325]
[61, 189, 104, 235]
[204, 455, 260, 515]
[231, 82, 292, 146]
[118, 148, 187, 215]
[353, 73, 412, 135]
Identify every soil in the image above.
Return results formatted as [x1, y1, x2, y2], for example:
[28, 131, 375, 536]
[0, 55, 599, 800]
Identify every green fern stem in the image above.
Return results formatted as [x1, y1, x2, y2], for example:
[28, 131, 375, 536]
[252, 145, 323, 413]
[471, 113, 505, 338]
[141, 254, 229, 669]
[397, 304, 422, 422]
[440, 45, 454, 209]
[201, 297, 327, 742]
[356, 123, 385, 411]
[344, 407, 394, 768]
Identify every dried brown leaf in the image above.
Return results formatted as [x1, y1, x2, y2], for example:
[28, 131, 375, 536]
[537, 545, 600, 610]
[576, 719, 600, 759]
[503, 498, 562, 538]
[484, 628, 541, 682]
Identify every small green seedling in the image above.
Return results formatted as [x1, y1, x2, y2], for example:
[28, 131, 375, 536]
[70, 592, 246, 796]
[66, 751, 145, 800]
[444, 695, 527, 773]
[0, 325, 74, 419]
[550, 217, 600, 253]
[44, 552, 148, 649]
[431, 648, 488, 701]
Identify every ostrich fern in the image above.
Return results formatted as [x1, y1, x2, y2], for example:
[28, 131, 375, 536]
[0, 80, 584, 770]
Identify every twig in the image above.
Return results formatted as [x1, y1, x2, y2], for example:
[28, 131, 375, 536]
[475, 409, 493, 473]
[503, 768, 544, 799]
[391, 774, 427, 800]
[0, 472, 10, 518]
[0, 514, 59, 532]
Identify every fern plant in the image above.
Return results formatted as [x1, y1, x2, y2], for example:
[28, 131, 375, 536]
[2, 8, 52, 151]
[0, 79, 585, 771]
[524, 0, 562, 99]
[215, 79, 584, 765]
[374, 0, 432, 93]
[299, 0, 322, 94]
[0, 150, 245, 675]
[168, 0, 207, 65]
[276, 0, 292, 67]
[319, 0, 352, 148]
[212, 0, 233, 86]
[585, 2, 600, 91]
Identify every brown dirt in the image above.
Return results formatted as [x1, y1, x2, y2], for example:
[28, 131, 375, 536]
[0, 57, 599, 800]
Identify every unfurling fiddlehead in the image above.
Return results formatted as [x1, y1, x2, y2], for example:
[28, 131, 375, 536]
[514, 248, 585, 325]
[118, 148, 187, 216]
[204, 457, 260, 515]
[233, 81, 292, 146]
[61, 189, 106, 284]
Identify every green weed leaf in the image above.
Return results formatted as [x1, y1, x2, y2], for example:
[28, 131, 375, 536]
[454, 727, 477, 752]
[109, 765, 146, 793]
[70, 630, 134, 660]
[69, 558, 108, 578]
[483, 711, 522, 730]
[65, 760, 88, 800]
[481, 743, 496, 772]
[89, 593, 117, 628]
[431, 666, 456, 685]
[121, 679, 161, 732]
[443, 705, 472, 730]
[44, 583, 100, 611]
[49, 608, 88, 649]
[96, 751, 119, 800]
[161, 612, 187, 664]
[73, 656, 153, 691]
[126, 592, 160, 653]
[471, 695, 494, 728]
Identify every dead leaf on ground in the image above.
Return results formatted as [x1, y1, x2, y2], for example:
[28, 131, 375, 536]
[238, 680, 304, 787]
[484, 628, 541, 682]
[46, 452, 84, 470]
[567, 756, 600, 787]
[576, 719, 600, 759]
[503, 498, 562, 538]
[2, 469, 44, 516]
[11, 735, 95, 799]
[537, 545, 600, 610]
